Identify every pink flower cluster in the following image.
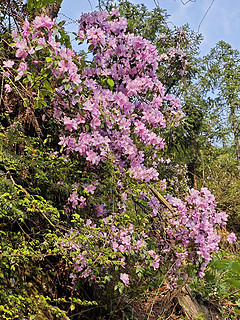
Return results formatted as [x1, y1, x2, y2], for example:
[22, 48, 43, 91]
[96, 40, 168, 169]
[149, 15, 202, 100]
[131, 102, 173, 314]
[63, 214, 161, 287]
[6, 11, 184, 184]
[157, 27, 192, 81]
[163, 188, 228, 278]
[55, 10, 182, 181]
[63, 184, 234, 288]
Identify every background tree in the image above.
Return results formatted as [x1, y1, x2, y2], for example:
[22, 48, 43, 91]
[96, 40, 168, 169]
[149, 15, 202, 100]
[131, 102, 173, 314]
[200, 41, 240, 165]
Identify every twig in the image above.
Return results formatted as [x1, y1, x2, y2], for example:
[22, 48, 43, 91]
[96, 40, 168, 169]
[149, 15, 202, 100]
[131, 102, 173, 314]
[149, 187, 174, 213]
[7, 170, 30, 196]
[5, 170, 68, 232]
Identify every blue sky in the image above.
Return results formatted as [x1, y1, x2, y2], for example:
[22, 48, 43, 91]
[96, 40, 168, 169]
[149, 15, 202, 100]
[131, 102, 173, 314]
[59, 0, 240, 56]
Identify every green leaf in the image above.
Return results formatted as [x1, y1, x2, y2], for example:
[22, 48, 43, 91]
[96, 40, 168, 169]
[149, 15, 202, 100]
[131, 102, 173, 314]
[44, 80, 53, 92]
[107, 78, 114, 88]
[64, 83, 70, 91]
[204, 271, 215, 283]
[45, 57, 53, 63]
[118, 283, 124, 294]
[226, 279, 240, 290]
[58, 20, 66, 28]
[22, 78, 30, 84]
[15, 75, 22, 81]
[27, 1, 34, 10]
[231, 261, 240, 273]
[88, 44, 95, 52]
[212, 259, 230, 270]
[35, 46, 44, 51]
[52, 27, 58, 35]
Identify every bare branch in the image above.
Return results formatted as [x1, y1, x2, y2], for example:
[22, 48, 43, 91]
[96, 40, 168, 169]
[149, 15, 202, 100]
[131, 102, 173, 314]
[149, 187, 174, 213]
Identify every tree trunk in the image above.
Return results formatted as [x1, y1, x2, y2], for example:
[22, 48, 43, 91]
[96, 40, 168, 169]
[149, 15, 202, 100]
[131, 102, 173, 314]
[177, 286, 222, 320]
[41, 1, 61, 19]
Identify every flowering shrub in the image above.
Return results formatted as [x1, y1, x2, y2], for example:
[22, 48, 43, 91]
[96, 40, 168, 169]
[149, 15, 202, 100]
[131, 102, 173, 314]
[1, 8, 236, 312]
[166, 188, 228, 278]
[6, 10, 184, 181]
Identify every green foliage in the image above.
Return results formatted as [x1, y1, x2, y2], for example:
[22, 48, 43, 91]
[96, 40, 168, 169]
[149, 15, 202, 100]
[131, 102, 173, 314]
[190, 252, 240, 319]
[197, 146, 240, 234]
[0, 95, 79, 317]
[200, 41, 240, 163]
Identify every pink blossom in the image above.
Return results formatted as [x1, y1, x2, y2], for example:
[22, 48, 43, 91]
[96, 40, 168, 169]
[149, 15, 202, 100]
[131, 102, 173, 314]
[120, 273, 129, 286]
[68, 191, 79, 208]
[78, 196, 86, 208]
[95, 204, 108, 217]
[2, 71, 10, 77]
[112, 241, 118, 251]
[3, 60, 14, 68]
[78, 29, 85, 41]
[86, 150, 101, 165]
[22, 20, 30, 37]
[135, 239, 146, 250]
[86, 219, 92, 226]
[15, 38, 28, 50]
[12, 28, 18, 38]
[227, 233, 237, 244]
[4, 84, 12, 93]
[33, 15, 55, 30]
[63, 116, 79, 132]
[152, 257, 160, 270]
[17, 62, 28, 76]
[84, 182, 98, 194]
